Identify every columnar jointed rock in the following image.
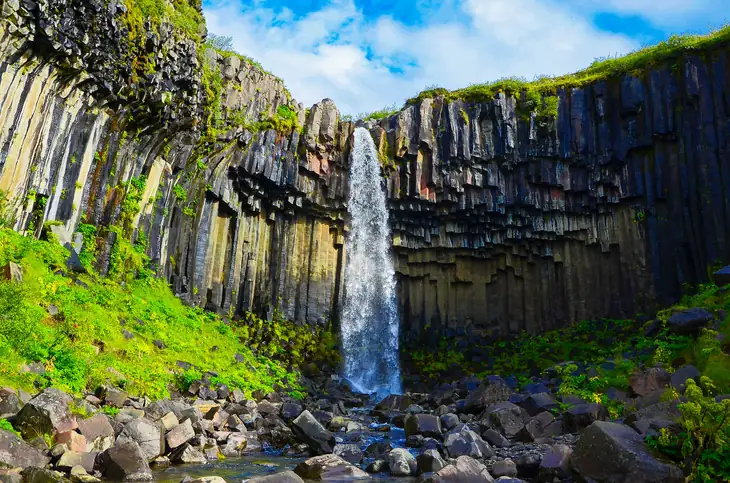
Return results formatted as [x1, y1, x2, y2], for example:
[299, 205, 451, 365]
[572, 421, 684, 483]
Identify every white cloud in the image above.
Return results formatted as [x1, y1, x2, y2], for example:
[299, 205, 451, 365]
[202, 0, 715, 115]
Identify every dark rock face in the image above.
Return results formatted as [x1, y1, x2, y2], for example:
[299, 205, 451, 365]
[572, 421, 684, 483]
[0, 430, 51, 468]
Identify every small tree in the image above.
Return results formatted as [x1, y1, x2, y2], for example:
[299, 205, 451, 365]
[206, 33, 234, 52]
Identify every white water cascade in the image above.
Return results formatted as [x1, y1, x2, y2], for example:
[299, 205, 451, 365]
[340, 127, 402, 397]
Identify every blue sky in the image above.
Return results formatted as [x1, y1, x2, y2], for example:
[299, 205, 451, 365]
[203, 0, 729, 115]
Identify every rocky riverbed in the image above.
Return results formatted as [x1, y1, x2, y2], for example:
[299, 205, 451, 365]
[0, 365, 689, 483]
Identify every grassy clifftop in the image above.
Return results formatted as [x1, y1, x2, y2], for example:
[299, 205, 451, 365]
[0, 229, 337, 400]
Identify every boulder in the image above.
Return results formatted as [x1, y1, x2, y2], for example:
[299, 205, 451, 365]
[159, 412, 179, 432]
[165, 419, 194, 449]
[0, 393, 23, 418]
[96, 441, 152, 481]
[77, 415, 114, 452]
[563, 403, 608, 433]
[667, 308, 714, 336]
[55, 431, 87, 452]
[514, 454, 541, 478]
[365, 460, 389, 474]
[291, 410, 335, 455]
[629, 368, 670, 397]
[375, 394, 413, 412]
[388, 448, 416, 476]
[404, 413, 441, 438]
[539, 444, 572, 480]
[0, 429, 51, 468]
[444, 429, 494, 459]
[15, 388, 77, 439]
[19, 467, 66, 483]
[333, 444, 363, 464]
[572, 421, 684, 483]
[116, 418, 162, 461]
[439, 413, 459, 431]
[416, 449, 446, 474]
[521, 393, 558, 417]
[56, 451, 97, 473]
[670, 365, 700, 393]
[484, 402, 528, 438]
[220, 433, 248, 457]
[294, 454, 370, 480]
[169, 444, 205, 464]
[427, 456, 494, 483]
[491, 459, 517, 478]
[246, 471, 304, 483]
[364, 441, 392, 460]
[713, 266, 730, 286]
[464, 381, 511, 414]
[482, 429, 510, 448]
[280, 403, 303, 422]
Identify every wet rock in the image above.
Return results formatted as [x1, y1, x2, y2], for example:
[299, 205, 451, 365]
[375, 395, 413, 412]
[388, 448, 416, 476]
[96, 440, 152, 481]
[294, 454, 370, 480]
[464, 381, 511, 414]
[116, 418, 162, 461]
[333, 444, 363, 464]
[291, 410, 335, 455]
[16, 388, 77, 439]
[444, 429, 494, 459]
[572, 421, 683, 483]
[667, 308, 714, 336]
[563, 403, 608, 433]
[220, 433, 248, 457]
[426, 456, 494, 482]
[538, 444, 572, 480]
[246, 471, 304, 483]
[629, 368, 670, 397]
[364, 441, 392, 460]
[405, 413, 441, 438]
[169, 443, 205, 464]
[0, 429, 51, 468]
[492, 459, 518, 478]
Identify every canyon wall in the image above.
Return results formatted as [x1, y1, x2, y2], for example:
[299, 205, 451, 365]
[1, 1, 729, 345]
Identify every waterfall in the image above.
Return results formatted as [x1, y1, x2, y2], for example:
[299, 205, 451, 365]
[340, 127, 402, 397]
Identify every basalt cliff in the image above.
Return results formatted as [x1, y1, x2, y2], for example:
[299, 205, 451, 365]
[1, 0, 729, 348]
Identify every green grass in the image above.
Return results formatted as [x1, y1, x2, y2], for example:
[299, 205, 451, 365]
[406, 24, 730, 106]
[0, 229, 313, 400]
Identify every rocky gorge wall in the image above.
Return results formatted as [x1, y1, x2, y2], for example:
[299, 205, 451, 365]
[1, 1, 729, 346]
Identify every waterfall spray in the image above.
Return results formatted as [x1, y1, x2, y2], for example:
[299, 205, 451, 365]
[340, 127, 402, 397]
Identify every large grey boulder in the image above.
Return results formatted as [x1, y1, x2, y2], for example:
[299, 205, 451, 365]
[116, 418, 162, 461]
[404, 413, 441, 438]
[77, 415, 114, 452]
[484, 402, 528, 438]
[294, 454, 370, 480]
[169, 444, 205, 464]
[96, 440, 152, 481]
[15, 389, 77, 439]
[165, 419, 194, 449]
[563, 403, 608, 433]
[464, 381, 511, 414]
[667, 308, 714, 336]
[0, 429, 51, 468]
[417, 449, 446, 474]
[572, 421, 684, 483]
[388, 448, 416, 476]
[426, 456, 494, 482]
[444, 429, 494, 459]
[333, 444, 363, 464]
[0, 393, 23, 418]
[291, 410, 335, 455]
[539, 444, 572, 480]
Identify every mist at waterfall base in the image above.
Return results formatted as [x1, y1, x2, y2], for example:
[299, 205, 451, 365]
[340, 127, 402, 398]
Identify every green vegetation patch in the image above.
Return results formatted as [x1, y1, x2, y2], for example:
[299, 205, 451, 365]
[0, 229, 308, 400]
